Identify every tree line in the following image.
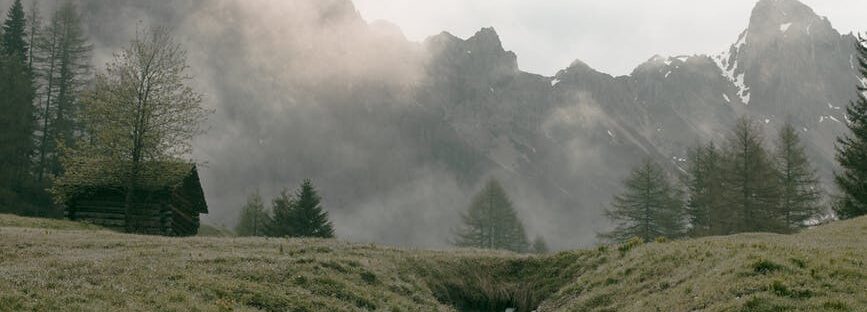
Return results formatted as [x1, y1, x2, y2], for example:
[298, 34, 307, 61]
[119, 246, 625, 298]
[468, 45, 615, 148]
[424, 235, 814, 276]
[235, 179, 335, 239]
[0, 0, 91, 217]
[235, 177, 550, 253]
[602, 118, 825, 242]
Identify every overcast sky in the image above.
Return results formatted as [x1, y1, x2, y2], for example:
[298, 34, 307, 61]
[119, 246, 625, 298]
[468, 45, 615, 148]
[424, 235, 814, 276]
[353, 0, 867, 76]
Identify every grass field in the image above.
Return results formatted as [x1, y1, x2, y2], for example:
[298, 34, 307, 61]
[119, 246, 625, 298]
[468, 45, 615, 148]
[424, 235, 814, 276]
[1, 214, 865, 311]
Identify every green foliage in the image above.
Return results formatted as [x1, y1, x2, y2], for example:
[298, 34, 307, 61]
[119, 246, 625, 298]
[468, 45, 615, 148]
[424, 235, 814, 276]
[686, 118, 828, 236]
[686, 142, 726, 236]
[269, 180, 335, 238]
[454, 178, 529, 252]
[601, 159, 685, 243]
[0, 55, 34, 189]
[775, 121, 823, 230]
[0, 51, 42, 216]
[722, 117, 784, 233]
[234, 190, 271, 237]
[1, 0, 27, 61]
[835, 37, 867, 219]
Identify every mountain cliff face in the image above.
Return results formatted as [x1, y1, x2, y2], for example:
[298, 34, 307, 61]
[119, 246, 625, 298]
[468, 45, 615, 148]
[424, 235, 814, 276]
[9, 0, 862, 249]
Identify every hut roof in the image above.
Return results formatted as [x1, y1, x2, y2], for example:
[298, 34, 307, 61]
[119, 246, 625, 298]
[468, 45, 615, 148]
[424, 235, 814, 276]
[55, 160, 208, 213]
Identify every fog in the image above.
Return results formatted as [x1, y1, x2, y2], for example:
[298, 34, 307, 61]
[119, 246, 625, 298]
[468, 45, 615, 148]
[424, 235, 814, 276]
[7, 0, 857, 250]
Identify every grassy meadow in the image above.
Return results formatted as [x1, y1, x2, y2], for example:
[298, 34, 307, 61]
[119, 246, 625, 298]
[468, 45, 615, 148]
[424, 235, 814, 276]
[0, 214, 865, 311]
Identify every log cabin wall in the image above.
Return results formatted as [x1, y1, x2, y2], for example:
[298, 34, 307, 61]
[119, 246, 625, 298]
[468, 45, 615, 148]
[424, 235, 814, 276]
[66, 189, 201, 236]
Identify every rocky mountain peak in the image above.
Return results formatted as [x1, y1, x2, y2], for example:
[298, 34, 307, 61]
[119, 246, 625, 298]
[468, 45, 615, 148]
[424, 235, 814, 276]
[424, 27, 519, 77]
[748, 0, 831, 39]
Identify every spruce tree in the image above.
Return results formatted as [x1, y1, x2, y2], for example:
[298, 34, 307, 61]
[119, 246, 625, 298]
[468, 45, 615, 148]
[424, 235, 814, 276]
[775, 121, 823, 230]
[1, 0, 27, 61]
[0, 54, 35, 203]
[834, 37, 867, 219]
[287, 179, 335, 238]
[268, 189, 295, 237]
[454, 179, 529, 252]
[235, 191, 271, 237]
[685, 142, 726, 236]
[601, 159, 685, 242]
[721, 117, 783, 233]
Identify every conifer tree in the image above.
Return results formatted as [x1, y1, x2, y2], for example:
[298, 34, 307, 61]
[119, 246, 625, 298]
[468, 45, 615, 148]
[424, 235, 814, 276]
[454, 179, 529, 252]
[834, 37, 867, 219]
[33, 1, 91, 181]
[268, 189, 295, 237]
[0, 54, 35, 202]
[685, 142, 727, 236]
[721, 117, 783, 233]
[601, 159, 685, 242]
[775, 121, 823, 230]
[287, 179, 335, 238]
[268, 180, 335, 238]
[1, 0, 27, 61]
[235, 191, 271, 237]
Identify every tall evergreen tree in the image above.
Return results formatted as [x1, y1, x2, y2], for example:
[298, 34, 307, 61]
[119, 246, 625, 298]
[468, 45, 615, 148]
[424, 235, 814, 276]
[268, 189, 296, 237]
[33, 1, 91, 181]
[685, 142, 727, 236]
[287, 179, 335, 238]
[268, 180, 335, 238]
[601, 159, 685, 242]
[775, 121, 823, 230]
[834, 37, 867, 219]
[235, 191, 271, 237]
[1, 0, 27, 61]
[454, 179, 529, 252]
[0, 54, 35, 203]
[721, 117, 783, 233]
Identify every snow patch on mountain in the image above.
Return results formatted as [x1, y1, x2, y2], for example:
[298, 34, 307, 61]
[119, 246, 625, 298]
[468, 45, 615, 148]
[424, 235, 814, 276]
[713, 31, 751, 105]
[551, 78, 561, 87]
[780, 22, 793, 32]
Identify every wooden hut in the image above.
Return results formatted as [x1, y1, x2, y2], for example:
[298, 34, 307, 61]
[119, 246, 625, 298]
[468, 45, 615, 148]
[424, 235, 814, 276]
[63, 163, 208, 236]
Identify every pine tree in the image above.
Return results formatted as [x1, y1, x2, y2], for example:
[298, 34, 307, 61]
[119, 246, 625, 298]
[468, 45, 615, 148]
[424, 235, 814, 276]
[721, 117, 784, 233]
[235, 191, 271, 237]
[775, 121, 823, 230]
[601, 159, 685, 242]
[685, 142, 727, 236]
[286, 179, 335, 238]
[268, 189, 295, 237]
[834, 37, 867, 219]
[531, 236, 549, 254]
[1, 0, 27, 61]
[0, 54, 35, 203]
[33, 1, 91, 181]
[454, 179, 529, 252]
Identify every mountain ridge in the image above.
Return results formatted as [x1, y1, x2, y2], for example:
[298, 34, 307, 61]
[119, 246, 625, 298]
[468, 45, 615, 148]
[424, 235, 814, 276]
[2, 0, 862, 250]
